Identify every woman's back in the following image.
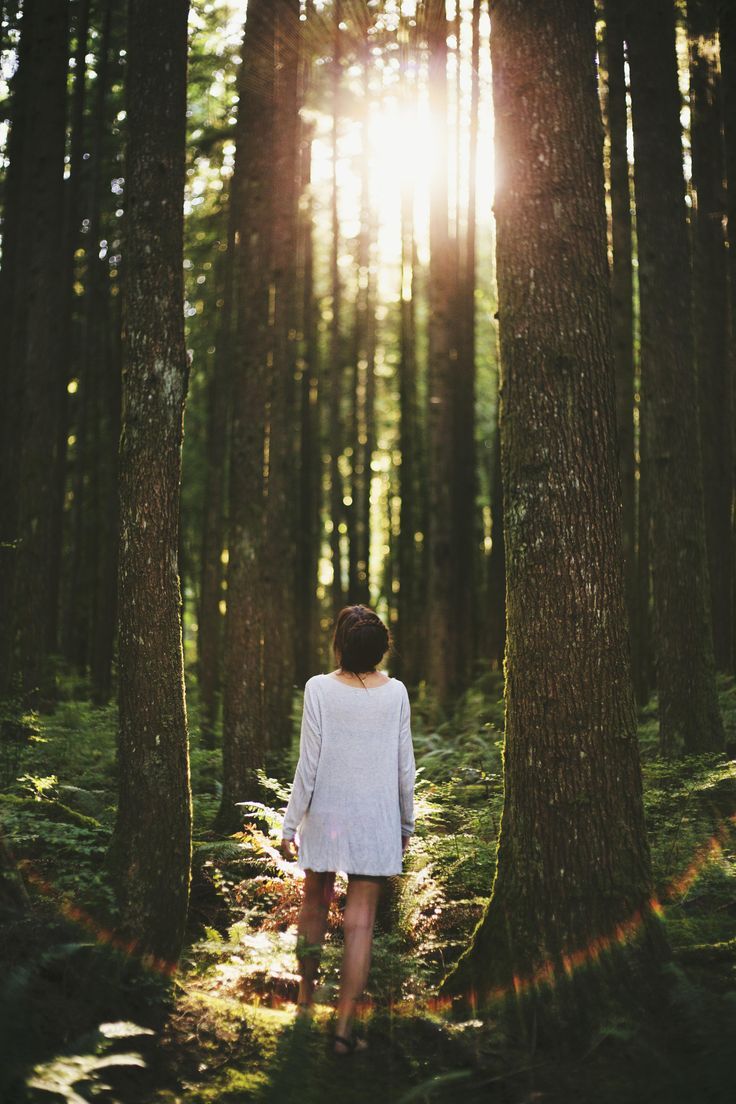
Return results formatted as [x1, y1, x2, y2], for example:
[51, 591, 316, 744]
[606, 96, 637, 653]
[282, 672, 415, 876]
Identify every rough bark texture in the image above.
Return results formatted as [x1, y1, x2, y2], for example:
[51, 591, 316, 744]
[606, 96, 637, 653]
[452, 0, 480, 687]
[197, 225, 233, 746]
[262, 0, 300, 757]
[10, 0, 70, 698]
[396, 35, 421, 686]
[106, 0, 192, 967]
[688, 0, 733, 671]
[602, 0, 637, 667]
[425, 0, 456, 709]
[442, 0, 661, 1013]
[626, 0, 724, 752]
[217, 1, 275, 832]
[328, 0, 345, 617]
[720, 1, 736, 679]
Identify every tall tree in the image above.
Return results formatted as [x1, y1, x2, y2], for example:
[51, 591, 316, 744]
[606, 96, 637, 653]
[720, 0, 736, 676]
[442, 0, 662, 1012]
[107, 0, 192, 965]
[328, 0, 345, 617]
[197, 219, 234, 746]
[688, 0, 732, 671]
[262, 0, 301, 755]
[425, 0, 456, 708]
[626, 0, 724, 752]
[8, 0, 70, 697]
[216, 0, 275, 831]
[602, 0, 637, 672]
[452, 0, 481, 686]
[395, 4, 421, 685]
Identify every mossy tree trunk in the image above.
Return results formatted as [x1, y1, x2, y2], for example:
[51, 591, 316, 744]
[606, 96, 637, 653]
[626, 0, 724, 752]
[107, 0, 192, 967]
[442, 0, 662, 1015]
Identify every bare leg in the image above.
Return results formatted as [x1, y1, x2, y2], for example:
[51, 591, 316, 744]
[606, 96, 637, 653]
[295, 870, 335, 1010]
[334, 876, 383, 1049]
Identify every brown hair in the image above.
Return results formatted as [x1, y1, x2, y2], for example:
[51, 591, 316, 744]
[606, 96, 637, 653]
[332, 605, 390, 677]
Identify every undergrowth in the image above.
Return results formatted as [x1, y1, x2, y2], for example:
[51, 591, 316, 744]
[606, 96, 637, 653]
[0, 670, 735, 1103]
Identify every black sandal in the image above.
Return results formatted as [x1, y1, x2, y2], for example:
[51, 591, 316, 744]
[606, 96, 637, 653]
[333, 1033, 367, 1055]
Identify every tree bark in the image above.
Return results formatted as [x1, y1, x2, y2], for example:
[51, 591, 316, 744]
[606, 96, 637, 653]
[198, 216, 235, 746]
[106, 0, 192, 967]
[452, 0, 480, 688]
[626, 0, 724, 752]
[720, 0, 736, 678]
[329, 0, 345, 617]
[688, 0, 733, 671]
[11, 0, 70, 699]
[442, 0, 662, 1015]
[216, 1, 275, 832]
[425, 0, 456, 710]
[262, 0, 301, 757]
[602, 0, 637, 670]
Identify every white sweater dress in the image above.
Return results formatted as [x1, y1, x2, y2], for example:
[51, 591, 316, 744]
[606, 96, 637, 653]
[282, 673, 416, 876]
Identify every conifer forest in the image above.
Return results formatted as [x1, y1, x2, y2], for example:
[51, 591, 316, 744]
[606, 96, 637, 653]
[2, 0, 736, 1101]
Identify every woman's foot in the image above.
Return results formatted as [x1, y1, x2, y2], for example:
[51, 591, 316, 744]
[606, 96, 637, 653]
[334, 1032, 368, 1055]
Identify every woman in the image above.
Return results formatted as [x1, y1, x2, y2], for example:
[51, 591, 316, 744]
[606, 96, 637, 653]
[280, 604, 416, 1055]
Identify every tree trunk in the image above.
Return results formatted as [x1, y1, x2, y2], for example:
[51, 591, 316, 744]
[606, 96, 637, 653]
[106, 0, 192, 967]
[395, 7, 420, 686]
[452, 0, 480, 688]
[48, 0, 91, 657]
[688, 0, 733, 671]
[442, 0, 663, 1017]
[11, 0, 70, 699]
[0, 0, 33, 692]
[486, 424, 505, 670]
[329, 0, 345, 618]
[720, 0, 736, 678]
[198, 215, 235, 746]
[216, 1, 275, 832]
[626, 0, 724, 752]
[602, 0, 637, 669]
[425, 0, 456, 710]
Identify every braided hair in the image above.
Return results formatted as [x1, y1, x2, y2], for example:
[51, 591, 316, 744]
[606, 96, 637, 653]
[332, 605, 390, 683]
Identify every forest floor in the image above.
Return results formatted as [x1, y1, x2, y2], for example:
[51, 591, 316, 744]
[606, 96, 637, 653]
[1, 670, 736, 1104]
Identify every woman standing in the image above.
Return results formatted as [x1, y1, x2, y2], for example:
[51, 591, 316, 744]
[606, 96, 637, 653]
[280, 604, 416, 1055]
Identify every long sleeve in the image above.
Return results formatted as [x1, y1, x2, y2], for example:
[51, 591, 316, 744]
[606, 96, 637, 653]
[398, 685, 416, 837]
[282, 681, 322, 841]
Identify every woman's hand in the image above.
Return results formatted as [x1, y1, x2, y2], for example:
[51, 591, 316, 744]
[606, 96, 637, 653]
[401, 835, 411, 854]
[280, 836, 297, 861]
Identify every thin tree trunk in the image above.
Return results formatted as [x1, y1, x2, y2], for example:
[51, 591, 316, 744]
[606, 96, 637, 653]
[602, 0, 637, 670]
[48, 0, 91, 656]
[720, 0, 736, 677]
[626, 0, 724, 752]
[12, 0, 70, 699]
[688, 0, 733, 671]
[329, 0, 345, 617]
[295, 119, 320, 685]
[216, 2, 275, 832]
[106, 0, 192, 966]
[425, 0, 456, 710]
[262, 0, 300, 758]
[442, 0, 663, 1016]
[0, 0, 32, 691]
[395, 5, 420, 685]
[452, 0, 480, 685]
[198, 214, 235, 746]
